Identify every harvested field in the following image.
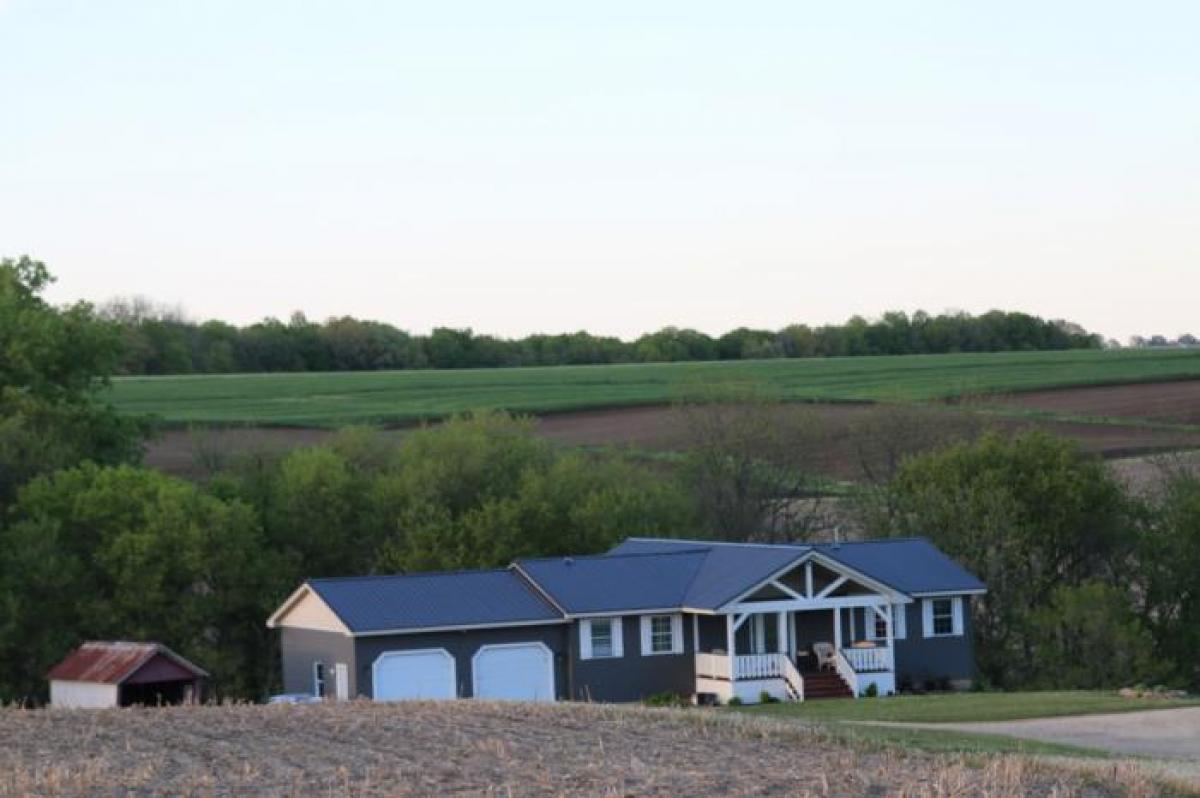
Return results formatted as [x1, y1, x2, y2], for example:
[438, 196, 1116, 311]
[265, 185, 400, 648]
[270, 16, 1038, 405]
[143, 403, 1200, 482]
[991, 379, 1200, 425]
[0, 701, 1180, 798]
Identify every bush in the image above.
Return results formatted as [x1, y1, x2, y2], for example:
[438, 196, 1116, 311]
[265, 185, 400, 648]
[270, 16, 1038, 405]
[726, 696, 743, 706]
[643, 691, 688, 708]
[863, 682, 879, 698]
[758, 690, 779, 704]
[1028, 582, 1160, 689]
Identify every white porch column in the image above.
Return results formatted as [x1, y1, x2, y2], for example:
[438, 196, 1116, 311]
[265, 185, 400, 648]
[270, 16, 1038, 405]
[776, 612, 787, 654]
[725, 614, 735, 659]
[833, 606, 842, 650]
[885, 604, 895, 672]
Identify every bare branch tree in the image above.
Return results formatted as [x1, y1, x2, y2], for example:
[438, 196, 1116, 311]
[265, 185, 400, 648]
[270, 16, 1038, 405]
[674, 384, 830, 542]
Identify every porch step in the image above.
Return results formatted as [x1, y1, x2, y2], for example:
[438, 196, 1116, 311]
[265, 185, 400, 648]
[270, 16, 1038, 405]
[801, 672, 852, 700]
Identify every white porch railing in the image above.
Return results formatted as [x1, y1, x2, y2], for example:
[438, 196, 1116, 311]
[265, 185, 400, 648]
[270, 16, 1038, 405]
[841, 646, 890, 673]
[695, 652, 804, 700]
[734, 653, 786, 680]
[780, 654, 805, 701]
[834, 650, 860, 697]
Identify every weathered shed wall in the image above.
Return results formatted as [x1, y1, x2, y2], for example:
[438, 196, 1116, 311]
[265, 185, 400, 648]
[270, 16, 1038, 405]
[50, 680, 118, 708]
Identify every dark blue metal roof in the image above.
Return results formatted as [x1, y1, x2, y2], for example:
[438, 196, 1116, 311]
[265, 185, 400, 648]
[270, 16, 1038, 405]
[307, 569, 563, 634]
[297, 537, 983, 635]
[609, 537, 984, 602]
[515, 550, 710, 613]
[813, 538, 986, 595]
[608, 538, 809, 608]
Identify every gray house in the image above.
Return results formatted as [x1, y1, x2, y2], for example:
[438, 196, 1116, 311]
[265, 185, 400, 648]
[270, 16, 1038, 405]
[267, 537, 985, 704]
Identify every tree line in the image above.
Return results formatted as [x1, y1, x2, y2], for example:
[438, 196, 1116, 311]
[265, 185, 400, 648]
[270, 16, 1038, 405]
[101, 295, 1102, 375]
[1, 256, 1194, 702]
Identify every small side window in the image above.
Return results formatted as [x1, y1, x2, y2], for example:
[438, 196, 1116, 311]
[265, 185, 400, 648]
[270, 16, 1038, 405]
[591, 619, 614, 658]
[580, 617, 623, 659]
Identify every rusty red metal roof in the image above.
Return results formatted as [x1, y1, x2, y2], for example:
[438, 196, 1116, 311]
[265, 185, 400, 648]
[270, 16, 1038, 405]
[46, 641, 207, 684]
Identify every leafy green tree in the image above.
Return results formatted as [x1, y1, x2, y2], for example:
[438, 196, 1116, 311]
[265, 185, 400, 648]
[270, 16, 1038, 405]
[371, 413, 692, 571]
[885, 431, 1130, 687]
[0, 257, 143, 509]
[0, 465, 283, 701]
[1028, 582, 1159, 689]
[1135, 468, 1200, 689]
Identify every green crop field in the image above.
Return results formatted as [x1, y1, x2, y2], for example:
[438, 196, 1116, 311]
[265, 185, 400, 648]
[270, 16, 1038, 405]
[106, 348, 1200, 428]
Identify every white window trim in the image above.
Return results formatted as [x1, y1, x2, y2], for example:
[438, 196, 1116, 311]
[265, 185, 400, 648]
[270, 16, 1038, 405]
[640, 613, 684, 656]
[580, 617, 624, 660]
[864, 605, 906, 641]
[922, 596, 964, 638]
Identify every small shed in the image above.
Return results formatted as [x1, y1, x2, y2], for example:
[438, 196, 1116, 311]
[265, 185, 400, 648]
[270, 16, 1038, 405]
[47, 641, 207, 708]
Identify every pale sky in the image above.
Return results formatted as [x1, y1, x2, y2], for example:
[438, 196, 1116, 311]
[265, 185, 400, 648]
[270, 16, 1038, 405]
[2, 1, 1197, 342]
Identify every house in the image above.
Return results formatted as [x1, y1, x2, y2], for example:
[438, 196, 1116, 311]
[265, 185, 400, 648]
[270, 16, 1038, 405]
[267, 537, 985, 704]
[47, 641, 207, 708]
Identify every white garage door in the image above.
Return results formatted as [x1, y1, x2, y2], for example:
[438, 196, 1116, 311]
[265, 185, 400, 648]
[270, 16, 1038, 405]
[372, 649, 456, 701]
[473, 643, 555, 702]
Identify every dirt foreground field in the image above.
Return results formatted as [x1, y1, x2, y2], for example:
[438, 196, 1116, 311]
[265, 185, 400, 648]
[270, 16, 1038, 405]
[0, 701, 1185, 798]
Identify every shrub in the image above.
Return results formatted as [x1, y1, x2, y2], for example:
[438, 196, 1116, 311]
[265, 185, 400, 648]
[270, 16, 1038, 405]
[726, 696, 743, 706]
[863, 682, 879, 698]
[643, 691, 688, 708]
[758, 690, 779, 704]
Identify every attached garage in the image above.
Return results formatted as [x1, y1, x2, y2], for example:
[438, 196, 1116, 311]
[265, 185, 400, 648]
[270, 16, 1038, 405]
[372, 649, 456, 701]
[473, 642, 555, 702]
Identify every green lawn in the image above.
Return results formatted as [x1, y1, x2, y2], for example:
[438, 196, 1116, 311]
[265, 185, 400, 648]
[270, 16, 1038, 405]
[819, 723, 1110, 758]
[739, 690, 1200, 724]
[106, 348, 1200, 427]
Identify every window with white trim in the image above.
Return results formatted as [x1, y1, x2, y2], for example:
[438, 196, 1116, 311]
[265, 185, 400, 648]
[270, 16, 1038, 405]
[922, 597, 964, 638]
[312, 661, 327, 698]
[865, 605, 906, 641]
[640, 614, 683, 655]
[650, 616, 673, 652]
[580, 617, 623, 659]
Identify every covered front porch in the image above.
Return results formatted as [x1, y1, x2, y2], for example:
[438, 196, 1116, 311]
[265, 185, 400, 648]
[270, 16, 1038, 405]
[692, 553, 908, 703]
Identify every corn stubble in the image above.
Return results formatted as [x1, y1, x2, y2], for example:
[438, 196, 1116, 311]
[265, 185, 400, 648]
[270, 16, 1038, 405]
[0, 701, 1185, 797]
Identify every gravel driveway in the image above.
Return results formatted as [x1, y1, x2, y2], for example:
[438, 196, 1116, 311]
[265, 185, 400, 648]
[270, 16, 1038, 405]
[867, 707, 1200, 759]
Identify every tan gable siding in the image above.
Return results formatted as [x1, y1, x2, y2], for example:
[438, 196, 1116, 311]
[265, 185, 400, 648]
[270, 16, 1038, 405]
[272, 587, 351, 635]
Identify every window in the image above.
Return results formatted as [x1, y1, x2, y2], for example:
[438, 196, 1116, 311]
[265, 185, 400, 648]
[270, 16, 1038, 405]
[313, 661, 327, 698]
[865, 606, 906, 641]
[931, 600, 953, 635]
[922, 597, 963, 638]
[580, 617, 622, 659]
[748, 613, 781, 653]
[640, 614, 683, 656]
[592, 620, 615, 657]
[650, 616, 673, 653]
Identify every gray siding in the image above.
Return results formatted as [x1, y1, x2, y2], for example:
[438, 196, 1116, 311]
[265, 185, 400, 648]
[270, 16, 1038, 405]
[893, 599, 976, 687]
[280, 627, 358, 696]
[572, 613, 696, 702]
[354, 623, 570, 700]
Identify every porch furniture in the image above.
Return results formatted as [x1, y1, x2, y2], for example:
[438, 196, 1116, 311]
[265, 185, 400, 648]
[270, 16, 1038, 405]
[813, 642, 837, 672]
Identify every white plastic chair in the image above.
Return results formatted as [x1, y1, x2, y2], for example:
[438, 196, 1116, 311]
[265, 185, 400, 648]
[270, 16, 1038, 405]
[813, 642, 837, 672]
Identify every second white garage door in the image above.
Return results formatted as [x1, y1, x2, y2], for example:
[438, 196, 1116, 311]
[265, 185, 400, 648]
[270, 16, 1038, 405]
[472, 643, 555, 702]
[372, 649, 456, 701]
